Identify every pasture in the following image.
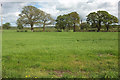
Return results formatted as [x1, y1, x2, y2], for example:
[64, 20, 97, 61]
[2, 30, 118, 78]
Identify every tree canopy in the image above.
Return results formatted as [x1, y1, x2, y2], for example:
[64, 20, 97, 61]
[17, 6, 54, 32]
[3, 22, 11, 29]
[68, 12, 80, 32]
[87, 11, 118, 32]
[38, 13, 54, 32]
[55, 12, 80, 32]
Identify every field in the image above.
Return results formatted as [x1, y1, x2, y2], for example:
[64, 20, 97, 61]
[2, 30, 118, 78]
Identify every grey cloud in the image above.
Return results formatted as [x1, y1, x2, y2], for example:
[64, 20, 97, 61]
[87, 0, 95, 3]
[97, 2, 112, 9]
[1, 2, 30, 25]
[56, 5, 71, 11]
[2, 2, 25, 14]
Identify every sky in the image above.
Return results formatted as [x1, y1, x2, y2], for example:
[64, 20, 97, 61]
[0, 0, 119, 26]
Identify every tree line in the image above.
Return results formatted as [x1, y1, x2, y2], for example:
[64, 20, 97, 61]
[3, 6, 119, 32]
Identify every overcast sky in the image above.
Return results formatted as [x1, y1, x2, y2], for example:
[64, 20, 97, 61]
[0, 0, 119, 26]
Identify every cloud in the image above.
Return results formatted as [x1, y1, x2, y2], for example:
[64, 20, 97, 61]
[0, 0, 119, 26]
[0, 2, 30, 26]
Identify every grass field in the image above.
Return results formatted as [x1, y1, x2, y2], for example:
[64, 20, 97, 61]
[2, 30, 118, 78]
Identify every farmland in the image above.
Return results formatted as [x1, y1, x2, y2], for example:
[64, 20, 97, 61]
[2, 30, 118, 78]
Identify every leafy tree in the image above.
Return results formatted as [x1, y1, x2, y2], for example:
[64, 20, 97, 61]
[56, 12, 80, 32]
[68, 12, 80, 32]
[18, 6, 44, 31]
[56, 15, 67, 31]
[17, 24, 23, 30]
[55, 15, 62, 31]
[97, 11, 118, 31]
[80, 22, 90, 30]
[17, 18, 24, 29]
[3, 22, 11, 29]
[87, 11, 118, 32]
[86, 12, 99, 31]
[64, 14, 73, 30]
[103, 14, 118, 31]
[39, 13, 54, 32]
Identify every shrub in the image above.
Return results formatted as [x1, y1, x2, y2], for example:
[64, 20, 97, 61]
[57, 30, 62, 32]
[17, 30, 19, 32]
[25, 30, 27, 32]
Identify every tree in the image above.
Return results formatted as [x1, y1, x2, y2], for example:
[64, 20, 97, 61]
[68, 12, 80, 32]
[56, 12, 80, 32]
[18, 6, 44, 31]
[64, 14, 73, 30]
[80, 22, 90, 30]
[86, 12, 99, 31]
[17, 18, 24, 29]
[39, 13, 54, 32]
[55, 15, 62, 31]
[3, 22, 11, 29]
[55, 15, 67, 31]
[17, 24, 23, 30]
[103, 14, 118, 31]
[87, 11, 118, 32]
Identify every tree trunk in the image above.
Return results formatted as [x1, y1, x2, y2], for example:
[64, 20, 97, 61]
[97, 27, 100, 32]
[68, 26, 70, 30]
[96, 24, 101, 32]
[106, 25, 109, 32]
[106, 27, 109, 31]
[73, 23, 76, 32]
[86, 27, 87, 31]
[43, 23, 45, 32]
[68, 24, 70, 30]
[97, 21, 101, 32]
[31, 24, 34, 32]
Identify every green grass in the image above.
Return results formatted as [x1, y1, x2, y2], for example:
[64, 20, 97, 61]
[2, 30, 118, 78]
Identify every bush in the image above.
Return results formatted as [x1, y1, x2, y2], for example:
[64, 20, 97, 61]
[25, 30, 27, 32]
[33, 30, 41, 32]
[57, 30, 62, 32]
[88, 30, 96, 32]
[46, 30, 50, 32]
[17, 30, 19, 32]
[33, 30, 36, 32]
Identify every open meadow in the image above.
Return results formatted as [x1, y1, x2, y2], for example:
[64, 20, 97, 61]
[2, 30, 118, 78]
